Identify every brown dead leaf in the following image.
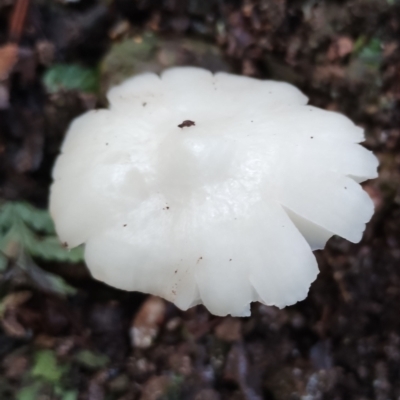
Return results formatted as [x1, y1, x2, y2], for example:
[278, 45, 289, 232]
[0, 83, 10, 109]
[109, 20, 131, 40]
[383, 41, 398, 58]
[2, 312, 28, 337]
[0, 44, 18, 81]
[0, 291, 33, 338]
[2, 354, 28, 379]
[34, 334, 56, 348]
[314, 65, 346, 83]
[0, 291, 32, 315]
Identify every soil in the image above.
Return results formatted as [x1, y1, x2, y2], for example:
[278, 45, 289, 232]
[1, 0, 400, 399]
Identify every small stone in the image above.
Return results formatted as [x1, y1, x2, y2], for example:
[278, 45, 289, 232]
[215, 317, 242, 342]
[166, 317, 181, 331]
[35, 40, 55, 66]
[168, 352, 192, 376]
[140, 376, 170, 400]
[194, 389, 221, 400]
[327, 36, 353, 61]
[130, 297, 166, 349]
[55, 337, 76, 356]
[107, 374, 130, 393]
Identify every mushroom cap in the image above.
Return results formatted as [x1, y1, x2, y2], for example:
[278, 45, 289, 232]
[50, 67, 378, 316]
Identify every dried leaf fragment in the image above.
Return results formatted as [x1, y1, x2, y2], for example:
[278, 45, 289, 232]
[178, 120, 195, 128]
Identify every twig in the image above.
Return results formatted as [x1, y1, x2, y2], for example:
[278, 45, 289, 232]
[0, 0, 30, 82]
[9, 0, 30, 43]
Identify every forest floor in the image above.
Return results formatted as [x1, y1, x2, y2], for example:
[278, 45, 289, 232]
[1, 0, 400, 399]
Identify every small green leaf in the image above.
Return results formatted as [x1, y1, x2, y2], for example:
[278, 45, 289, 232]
[0, 202, 16, 231]
[0, 201, 84, 264]
[43, 64, 99, 94]
[0, 253, 8, 271]
[41, 272, 77, 296]
[166, 374, 184, 400]
[31, 350, 67, 383]
[0, 202, 54, 234]
[30, 237, 84, 263]
[14, 202, 55, 234]
[17, 253, 77, 297]
[0, 224, 22, 259]
[16, 382, 43, 400]
[359, 38, 382, 60]
[353, 35, 367, 54]
[75, 350, 109, 369]
[62, 390, 78, 400]
[100, 33, 158, 90]
[353, 37, 383, 71]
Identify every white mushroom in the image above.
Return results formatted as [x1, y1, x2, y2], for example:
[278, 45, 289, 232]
[49, 67, 378, 317]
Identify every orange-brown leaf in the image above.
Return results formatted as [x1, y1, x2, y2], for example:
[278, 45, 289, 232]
[0, 44, 18, 81]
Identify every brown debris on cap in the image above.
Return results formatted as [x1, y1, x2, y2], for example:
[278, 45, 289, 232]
[178, 120, 195, 128]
